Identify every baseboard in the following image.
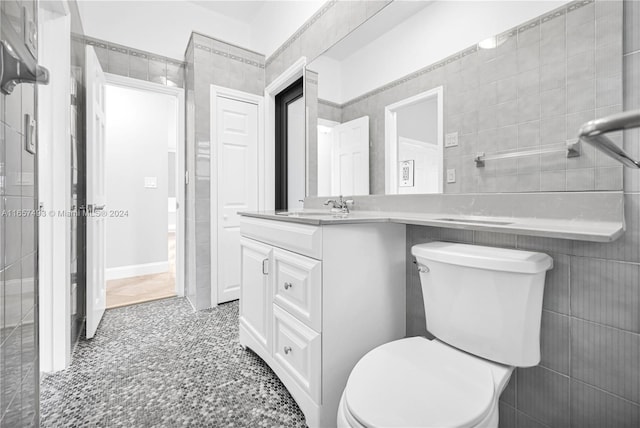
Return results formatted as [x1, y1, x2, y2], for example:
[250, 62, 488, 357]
[106, 261, 169, 280]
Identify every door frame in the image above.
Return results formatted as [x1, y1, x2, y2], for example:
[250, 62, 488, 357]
[103, 73, 186, 298]
[384, 86, 444, 194]
[210, 85, 264, 307]
[274, 77, 303, 211]
[264, 56, 306, 210]
[38, 0, 71, 372]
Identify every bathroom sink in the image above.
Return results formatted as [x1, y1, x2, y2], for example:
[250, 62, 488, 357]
[436, 218, 513, 226]
[275, 211, 347, 218]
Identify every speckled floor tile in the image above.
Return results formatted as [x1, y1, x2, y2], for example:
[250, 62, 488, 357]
[40, 298, 307, 427]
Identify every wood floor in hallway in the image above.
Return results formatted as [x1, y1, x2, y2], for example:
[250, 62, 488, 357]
[106, 232, 176, 308]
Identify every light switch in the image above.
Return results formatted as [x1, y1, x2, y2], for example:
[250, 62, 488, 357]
[446, 169, 456, 184]
[144, 177, 158, 188]
[445, 132, 459, 148]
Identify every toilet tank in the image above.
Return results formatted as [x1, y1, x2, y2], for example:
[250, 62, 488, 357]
[412, 241, 553, 367]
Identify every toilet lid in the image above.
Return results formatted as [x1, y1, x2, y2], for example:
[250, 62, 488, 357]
[345, 338, 496, 428]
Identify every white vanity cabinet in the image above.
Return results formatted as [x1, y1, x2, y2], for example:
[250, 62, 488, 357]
[239, 216, 406, 428]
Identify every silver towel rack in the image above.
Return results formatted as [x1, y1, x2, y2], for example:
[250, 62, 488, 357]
[578, 110, 640, 169]
[475, 140, 580, 167]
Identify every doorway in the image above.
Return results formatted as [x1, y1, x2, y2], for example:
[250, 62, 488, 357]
[385, 86, 444, 194]
[102, 75, 185, 309]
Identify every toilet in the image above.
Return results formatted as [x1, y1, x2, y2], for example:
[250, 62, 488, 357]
[338, 241, 553, 428]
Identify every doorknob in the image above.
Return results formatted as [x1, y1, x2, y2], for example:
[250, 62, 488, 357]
[88, 204, 105, 214]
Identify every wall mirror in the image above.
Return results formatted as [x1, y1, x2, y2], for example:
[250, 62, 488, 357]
[305, 0, 623, 197]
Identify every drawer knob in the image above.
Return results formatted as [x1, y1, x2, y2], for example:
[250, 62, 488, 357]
[284, 346, 292, 355]
[284, 282, 293, 290]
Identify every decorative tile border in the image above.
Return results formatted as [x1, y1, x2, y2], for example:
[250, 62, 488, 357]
[192, 34, 266, 69]
[315, 0, 595, 109]
[74, 33, 185, 67]
[318, 99, 341, 109]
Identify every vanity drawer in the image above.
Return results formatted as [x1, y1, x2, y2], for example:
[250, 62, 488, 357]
[273, 248, 322, 331]
[240, 217, 322, 259]
[273, 305, 321, 403]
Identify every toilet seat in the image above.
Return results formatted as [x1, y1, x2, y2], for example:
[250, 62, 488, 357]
[344, 337, 505, 428]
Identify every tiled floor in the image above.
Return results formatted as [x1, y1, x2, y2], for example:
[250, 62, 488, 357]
[40, 298, 307, 427]
[106, 233, 176, 308]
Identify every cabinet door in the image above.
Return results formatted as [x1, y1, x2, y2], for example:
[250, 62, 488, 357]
[273, 248, 322, 331]
[240, 238, 273, 353]
[273, 305, 322, 402]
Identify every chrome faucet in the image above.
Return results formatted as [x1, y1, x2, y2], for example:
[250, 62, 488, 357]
[324, 195, 354, 213]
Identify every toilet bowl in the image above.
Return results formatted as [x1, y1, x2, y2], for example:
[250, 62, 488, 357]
[338, 242, 552, 428]
[337, 338, 512, 428]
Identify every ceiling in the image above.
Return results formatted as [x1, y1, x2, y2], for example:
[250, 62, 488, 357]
[187, 0, 266, 24]
[321, 1, 433, 61]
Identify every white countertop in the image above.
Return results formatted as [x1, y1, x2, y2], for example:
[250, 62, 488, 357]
[239, 210, 624, 242]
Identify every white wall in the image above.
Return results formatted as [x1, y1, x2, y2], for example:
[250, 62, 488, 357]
[105, 85, 175, 273]
[397, 97, 438, 143]
[317, 119, 338, 197]
[288, 97, 306, 209]
[77, 0, 324, 59]
[319, 1, 567, 103]
[307, 55, 343, 103]
[249, 0, 325, 57]
[77, 0, 252, 59]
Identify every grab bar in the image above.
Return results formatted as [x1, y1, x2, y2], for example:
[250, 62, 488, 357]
[578, 110, 640, 169]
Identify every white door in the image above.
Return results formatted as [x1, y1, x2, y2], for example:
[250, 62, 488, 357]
[331, 116, 369, 195]
[216, 96, 259, 304]
[86, 46, 107, 338]
[240, 238, 272, 353]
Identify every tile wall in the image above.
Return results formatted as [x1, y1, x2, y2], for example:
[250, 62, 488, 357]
[404, 2, 639, 425]
[314, 0, 625, 195]
[74, 35, 185, 89]
[0, 0, 39, 426]
[184, 32, 265, 310]
[269, 0, 639, 426]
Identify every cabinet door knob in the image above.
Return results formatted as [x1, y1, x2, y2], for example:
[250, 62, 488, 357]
[284, 282, 292, 290]
[284, 346, 292, 355]
[262, 258, 269, 275]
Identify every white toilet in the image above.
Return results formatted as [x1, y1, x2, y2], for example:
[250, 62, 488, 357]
[338, 241, 553, 428]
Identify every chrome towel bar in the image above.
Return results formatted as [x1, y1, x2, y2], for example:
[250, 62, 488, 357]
[475, 140, 580, 167]
[579, 110, 640, 169]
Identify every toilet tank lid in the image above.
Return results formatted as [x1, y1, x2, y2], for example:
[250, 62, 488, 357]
[412, 241, 553, 274]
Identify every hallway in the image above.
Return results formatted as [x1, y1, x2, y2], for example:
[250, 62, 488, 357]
[40, 299, 306, 427]
[106, 233, 177, 309]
